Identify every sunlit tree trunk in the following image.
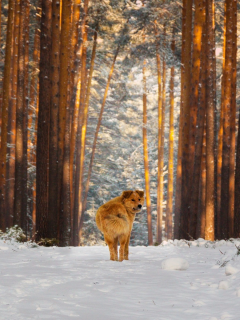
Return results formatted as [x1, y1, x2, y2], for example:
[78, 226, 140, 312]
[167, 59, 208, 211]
[36, 0, 52, 241]
[142, 57, 153, 246]
[220, 0, 233, 239]
[197, 118, 206, 238]
[205, 0, 215, 241]
[6, 0, 20, 228]
[166, 29, 175, 240]
[189, 5, 207, 239]
[76, 0, 89, 245]
[69, 0, 81, 239]
[179, 0, 193, 240]
[233, 0, 239, 238]
[14, 0, 26, 228]
[78, 24, 99, 242]
[188, 0, 205, 200]
[0, 0, 15, 230]
[58, 0, 72, 246]
[48, 0, 61, 240]
[22, 0, 30, 233]
[228, 0, 237, 238]
[216, 1, 226, 238]
[155, 23, 162, 243]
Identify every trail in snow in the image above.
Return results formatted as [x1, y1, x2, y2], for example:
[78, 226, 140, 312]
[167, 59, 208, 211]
[0, 238, 240, 320]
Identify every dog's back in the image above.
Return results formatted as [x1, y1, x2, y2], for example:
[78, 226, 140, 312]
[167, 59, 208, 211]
[96, 202, 129, 237]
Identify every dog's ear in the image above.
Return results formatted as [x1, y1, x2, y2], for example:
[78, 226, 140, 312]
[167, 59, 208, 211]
[121, 190, 133, 199]
[136, 190, 144, 198]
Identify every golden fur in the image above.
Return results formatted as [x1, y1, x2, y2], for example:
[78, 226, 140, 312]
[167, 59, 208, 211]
[96, 190, 144, 261]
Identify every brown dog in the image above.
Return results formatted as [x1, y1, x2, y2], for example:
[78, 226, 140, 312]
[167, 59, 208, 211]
[96, 190, 144, 261]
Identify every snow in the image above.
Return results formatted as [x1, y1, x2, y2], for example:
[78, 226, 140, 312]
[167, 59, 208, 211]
[0, 238, 240, 320]
[161, 257, 189, 270]
[225, 265, 239, 276]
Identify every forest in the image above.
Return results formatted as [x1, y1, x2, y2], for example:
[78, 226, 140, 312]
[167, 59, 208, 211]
[0, 0, 239, 247]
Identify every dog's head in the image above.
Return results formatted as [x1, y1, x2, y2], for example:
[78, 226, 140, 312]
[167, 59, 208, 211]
[121, 190, 144, 214]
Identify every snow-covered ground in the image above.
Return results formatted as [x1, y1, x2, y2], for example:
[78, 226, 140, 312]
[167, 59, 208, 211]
[0, 238, 240, 320]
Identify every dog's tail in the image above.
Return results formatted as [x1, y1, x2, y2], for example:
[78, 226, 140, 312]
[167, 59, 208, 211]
[104, 213, 129, 236]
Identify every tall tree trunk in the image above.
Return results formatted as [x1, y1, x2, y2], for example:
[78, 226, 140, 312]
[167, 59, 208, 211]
[14, 0, 26, 228]
[27, 2, 41, 238]
[166, 29, 175, 240]
[36, 0, 52, 241]
[197, 117, 206, 238]
[205, 0, 215, 241]
[220, 0, 233, 239]
[76, 0, 89, 245]
[48, 0, 61, 240]
[6, 0, 20, 228]
[0, 0, 15, 230]
[78, 24, 99, 242]
[155, 23, 162, 243]
[58, 0, 72, 246]
[179, 0, 193, 240]
[228, 0, 237, 238]
[188, 0, 205, 191]
[21, 0, 30, 233]
[142, 57, 153, 246]
[189, 5, 207, 239]
[216, 1, 226, 238]
[69, 0, 81, 239]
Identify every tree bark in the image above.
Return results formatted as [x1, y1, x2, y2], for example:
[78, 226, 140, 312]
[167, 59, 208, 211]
[0, 0, 15, 230]
[189, 4, 207, 239]
[166, 29, 175, 240]
[179, 0, 193, 240]
[155, 23, 162, 243]
[6, 0, 20, 228]
[205, 0, 215, 241]
[36, 0, 52, 241]
[188, 0, 205, 184]
[228, 0, 237, 238]
[142, 57, 153, 246]
[58, 0, 72, 246]
[48, 0, 61, 240]
[220, 0, 233, 239]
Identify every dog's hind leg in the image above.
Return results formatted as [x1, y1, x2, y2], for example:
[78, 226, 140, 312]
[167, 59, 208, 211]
[104, 235, 118, 261]
[118, 234, 127, 262]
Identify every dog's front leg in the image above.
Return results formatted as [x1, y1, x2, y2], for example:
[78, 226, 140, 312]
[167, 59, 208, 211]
[124, 234, 130, 260]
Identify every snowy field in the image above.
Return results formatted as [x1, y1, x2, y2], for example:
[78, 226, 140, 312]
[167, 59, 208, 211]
[0, 238, 240, 320]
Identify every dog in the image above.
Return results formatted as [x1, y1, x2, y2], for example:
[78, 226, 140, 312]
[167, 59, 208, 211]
[96, 190, 144, 261]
